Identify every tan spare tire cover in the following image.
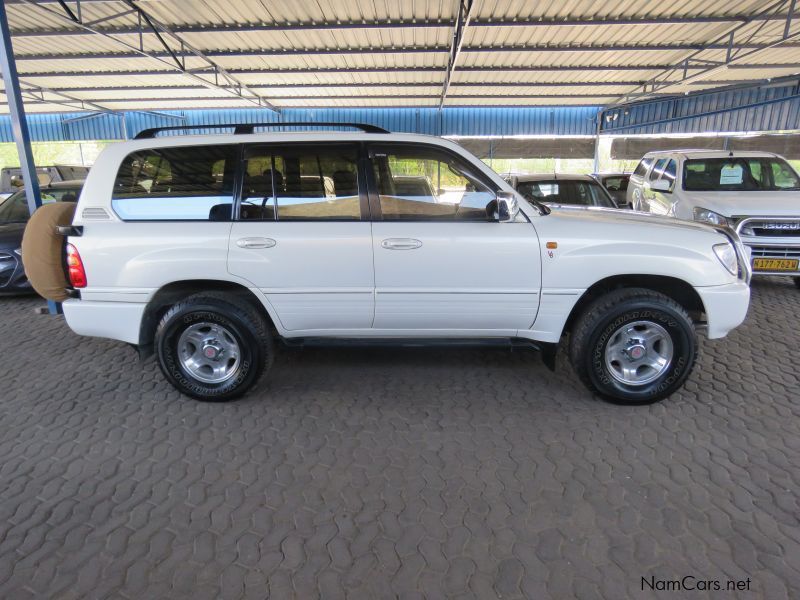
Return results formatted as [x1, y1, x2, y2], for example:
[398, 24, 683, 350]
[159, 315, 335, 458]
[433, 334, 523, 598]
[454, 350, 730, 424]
[21, 202, 77, 302]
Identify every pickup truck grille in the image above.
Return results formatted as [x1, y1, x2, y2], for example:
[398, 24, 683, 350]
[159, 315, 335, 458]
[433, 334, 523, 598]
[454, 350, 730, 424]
[0, 252, 17, 287]
[735, 217, 800, 237]
[749, 246, 800, 259]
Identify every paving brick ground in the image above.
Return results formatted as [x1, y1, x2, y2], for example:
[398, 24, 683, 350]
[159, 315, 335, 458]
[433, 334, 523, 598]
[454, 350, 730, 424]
[0, 278, 798, 599]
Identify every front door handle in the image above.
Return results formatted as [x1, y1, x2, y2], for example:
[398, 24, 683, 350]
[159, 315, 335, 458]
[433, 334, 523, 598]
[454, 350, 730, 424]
[381, 238, 423, 250]
[236, 237, 276, 249]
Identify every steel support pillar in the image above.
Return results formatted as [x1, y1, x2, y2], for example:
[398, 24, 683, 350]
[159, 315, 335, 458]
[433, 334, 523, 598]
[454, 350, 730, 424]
[593, 108, 604, 173]
[0, 0, 41, 216]
[0, 1, 60, 314]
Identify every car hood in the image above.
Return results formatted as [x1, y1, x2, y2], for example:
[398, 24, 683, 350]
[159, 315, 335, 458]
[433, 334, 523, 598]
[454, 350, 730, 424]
[683, 191, 800, 217]
[533, 205, 738, 288]
[546, 205, 719, 235]
[0, 222, 25, 248]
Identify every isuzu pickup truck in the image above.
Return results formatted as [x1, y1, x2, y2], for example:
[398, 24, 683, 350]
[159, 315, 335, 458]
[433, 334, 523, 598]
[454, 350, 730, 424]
[628, 149, 800, 286]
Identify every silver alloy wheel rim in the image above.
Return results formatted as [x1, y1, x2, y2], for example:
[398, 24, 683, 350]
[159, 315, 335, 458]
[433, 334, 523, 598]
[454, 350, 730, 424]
[604, 320, 674, 386]
[178, 322, 241, 384]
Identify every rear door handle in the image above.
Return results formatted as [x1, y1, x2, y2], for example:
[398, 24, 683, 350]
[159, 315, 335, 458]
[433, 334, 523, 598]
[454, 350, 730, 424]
[381, 238, 422, 250]
[236, 237, 276, 249]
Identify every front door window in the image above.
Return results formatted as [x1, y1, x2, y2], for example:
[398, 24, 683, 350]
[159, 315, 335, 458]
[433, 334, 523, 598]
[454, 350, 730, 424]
[371, 147, 495, 221]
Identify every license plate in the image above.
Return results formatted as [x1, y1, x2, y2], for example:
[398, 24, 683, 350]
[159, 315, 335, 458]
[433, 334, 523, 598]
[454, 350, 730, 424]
[752, 258, 800, 272]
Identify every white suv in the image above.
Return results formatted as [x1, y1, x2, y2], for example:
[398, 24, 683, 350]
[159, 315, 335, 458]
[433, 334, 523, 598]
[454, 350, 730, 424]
[24, 124, 751, 404]
[627, 150, 800, 286]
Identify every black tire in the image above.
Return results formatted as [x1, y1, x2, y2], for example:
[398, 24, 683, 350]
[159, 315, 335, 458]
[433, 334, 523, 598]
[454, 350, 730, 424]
[569, 288, 697, 405]
[793, 278, 800, 290]
[155, 292, 273, 402]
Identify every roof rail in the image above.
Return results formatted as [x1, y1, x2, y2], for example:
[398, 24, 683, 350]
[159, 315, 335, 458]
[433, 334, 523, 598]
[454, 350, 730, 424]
[134, 122, 389, 139]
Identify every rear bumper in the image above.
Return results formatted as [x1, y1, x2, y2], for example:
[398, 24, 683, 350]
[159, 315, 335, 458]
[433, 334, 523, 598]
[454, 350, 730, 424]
[695, 281, 750, 339]
[62, 299, 146, 344]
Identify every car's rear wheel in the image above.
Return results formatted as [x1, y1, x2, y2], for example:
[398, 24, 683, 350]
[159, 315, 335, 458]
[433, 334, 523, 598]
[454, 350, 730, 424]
[155, 293, 272, 401]
[569, 288, 697, 405]
[793, 277, 800, 290]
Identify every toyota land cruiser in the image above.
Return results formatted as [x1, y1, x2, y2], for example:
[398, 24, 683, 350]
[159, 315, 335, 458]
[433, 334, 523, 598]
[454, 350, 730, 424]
[23, 124, 751, 404]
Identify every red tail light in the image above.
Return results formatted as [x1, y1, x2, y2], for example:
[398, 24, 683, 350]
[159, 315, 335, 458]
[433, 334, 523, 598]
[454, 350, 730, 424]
[65, 243, 87, 288]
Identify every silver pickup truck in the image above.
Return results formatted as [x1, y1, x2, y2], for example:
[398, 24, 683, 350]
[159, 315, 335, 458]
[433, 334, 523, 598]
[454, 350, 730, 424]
[628, 150, 800, 287]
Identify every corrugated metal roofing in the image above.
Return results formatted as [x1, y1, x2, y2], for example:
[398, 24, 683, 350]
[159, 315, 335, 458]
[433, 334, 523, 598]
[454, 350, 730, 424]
[1, 87, 797, 142]
[602, 79, 800, 133]
[0, 106, 600, 141]
[1, 0, 798, 112]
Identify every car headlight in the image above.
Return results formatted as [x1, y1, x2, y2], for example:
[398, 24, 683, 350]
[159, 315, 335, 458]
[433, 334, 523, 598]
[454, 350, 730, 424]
[739, 224, 756, 236]
[713, 242, 738, 276]
[693, 207, 730, 227]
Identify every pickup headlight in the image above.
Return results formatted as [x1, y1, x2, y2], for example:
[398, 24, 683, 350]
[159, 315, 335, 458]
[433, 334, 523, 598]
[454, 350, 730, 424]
[693, 207, 730, 227]
[713, 242, 738, 276]
[739, 224, 756, 236]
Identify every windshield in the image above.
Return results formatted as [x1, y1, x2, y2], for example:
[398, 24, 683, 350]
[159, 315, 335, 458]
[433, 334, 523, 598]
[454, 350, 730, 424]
[0, 187, 81, 224]
[683, 157, 800, 191]
[516, 179, 616, 208]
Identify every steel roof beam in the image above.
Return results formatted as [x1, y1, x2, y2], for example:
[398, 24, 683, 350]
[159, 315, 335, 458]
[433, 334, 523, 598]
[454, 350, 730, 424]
[440, 0, 475, 108]
[613, 0, 800, 105]
[19, 0, 279, 111]
[17, 81, 115, 113]
[8, 13, 794, 37]
[3, 93, 649, 105]
[13, 41, 800, 62]
[16, 63, 796, 79]
[37, 81, 649, 92]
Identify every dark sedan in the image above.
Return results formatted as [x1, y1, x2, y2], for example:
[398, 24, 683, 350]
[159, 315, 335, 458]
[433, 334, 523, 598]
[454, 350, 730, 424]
[0, 180, 83, 294]
[505, 173, 618, 209]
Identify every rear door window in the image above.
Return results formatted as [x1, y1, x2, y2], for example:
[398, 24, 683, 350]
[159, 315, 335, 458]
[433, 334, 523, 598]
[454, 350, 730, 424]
[239, 144, 362, 221]
[112, 145, 237, 221]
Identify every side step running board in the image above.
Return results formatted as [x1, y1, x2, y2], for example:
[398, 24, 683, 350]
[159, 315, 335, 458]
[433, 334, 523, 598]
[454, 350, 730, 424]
[280, 337, 558, 371]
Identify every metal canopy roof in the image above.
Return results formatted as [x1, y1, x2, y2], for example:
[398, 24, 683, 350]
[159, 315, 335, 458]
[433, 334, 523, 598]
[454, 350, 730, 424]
[1, 0, 799, 114]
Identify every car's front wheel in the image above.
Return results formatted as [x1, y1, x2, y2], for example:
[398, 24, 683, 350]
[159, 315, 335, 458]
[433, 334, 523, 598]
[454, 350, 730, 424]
[155, 293, 273, 401]
[569, 288, 697, 405]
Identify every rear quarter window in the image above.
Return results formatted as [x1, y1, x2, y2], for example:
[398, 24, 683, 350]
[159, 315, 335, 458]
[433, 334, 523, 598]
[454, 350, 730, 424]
[111, 145, 237, 221]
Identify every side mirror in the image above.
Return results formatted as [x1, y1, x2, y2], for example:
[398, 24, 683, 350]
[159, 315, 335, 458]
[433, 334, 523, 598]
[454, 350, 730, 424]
[650, 179, 673, 193]
[492, 190, 519, 222]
